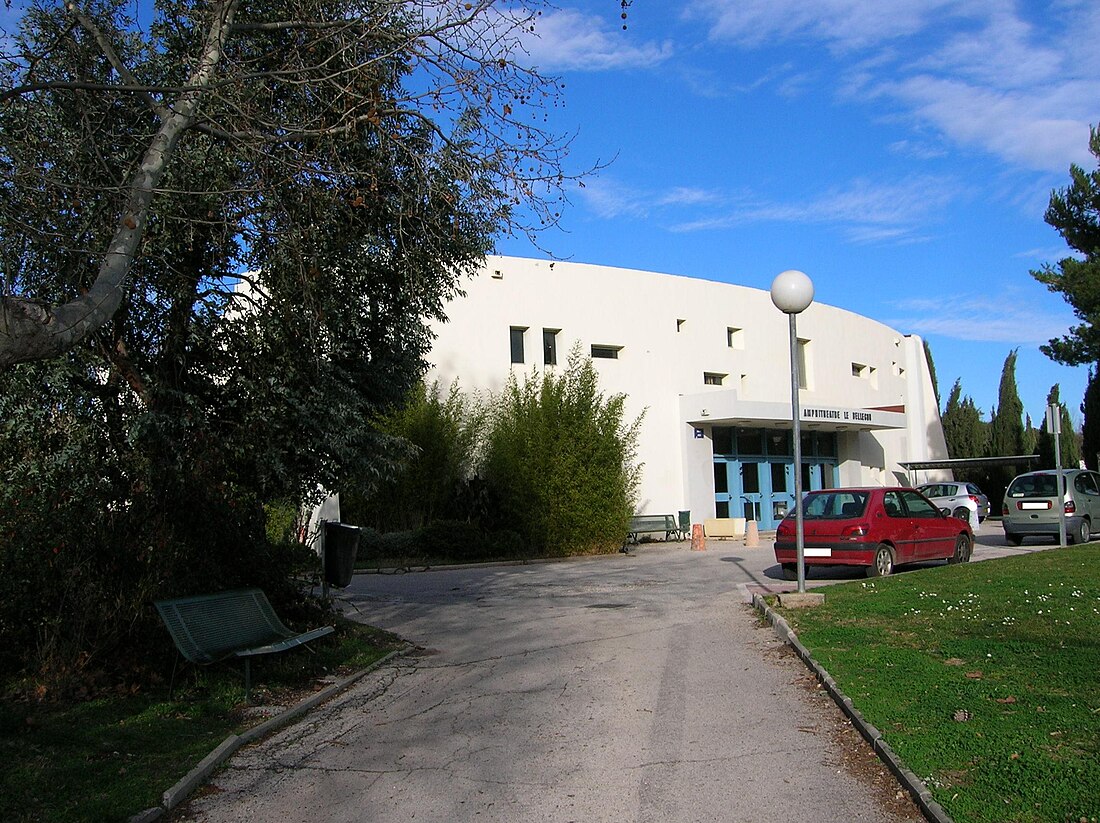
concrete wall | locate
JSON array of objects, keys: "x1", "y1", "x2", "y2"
[{"x1": 426, "y1": 256, "x2": 949, "y2": 518}]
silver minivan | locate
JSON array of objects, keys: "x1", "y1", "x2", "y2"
[{"x1": 1002, "y1": 469, "x2": 1100, "y2": 545}]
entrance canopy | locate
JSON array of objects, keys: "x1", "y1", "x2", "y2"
[
  {"x1": 683, "y1": 395, "x2": 906, "y2": 432},
  {"x1": 899, "y1": 454, "x2": 1040, "y2": 484}
]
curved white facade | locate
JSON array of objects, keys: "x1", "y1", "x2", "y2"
[{"x1": 427, "y1": 256, "x2": 948, "y2": 530}]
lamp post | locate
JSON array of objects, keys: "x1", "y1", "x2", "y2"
[{"x1": 770, "y1": 270, "x2": 814, "y2": 594}]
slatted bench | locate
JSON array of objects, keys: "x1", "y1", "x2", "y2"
[
  {"x1": 625, "y1": 514, "x2": 678, "y2": 544},
  {"x1": 155, "y1": 588, "x2": 335, "y2": 701}
]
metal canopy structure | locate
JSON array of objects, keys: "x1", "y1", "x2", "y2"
[{"x1": 899, "y1": 454, "x2": 1040, "y2": 484}]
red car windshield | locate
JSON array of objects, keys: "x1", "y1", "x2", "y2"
[{"x1": 802, "y1": 491, "x2": 869, "y2": 519}]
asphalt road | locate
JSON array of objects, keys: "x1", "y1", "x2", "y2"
[{"x1": 176, "y1": 520, "x2": 1045, "y2": 822}]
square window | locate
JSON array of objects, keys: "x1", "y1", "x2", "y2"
[
  {"x1": 727, "y1": 327, "x2": 744, "y2": 349},
  {"x1": 591, "y1": 345, "x2": 620, "y2": 359},
  {"x1": 703, "y1": 372, "x2": 725, "y2": 386}
]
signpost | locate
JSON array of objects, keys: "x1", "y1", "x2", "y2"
[{"x1": 1046, "y1": 403, "x2": 1067, "y2": 546}]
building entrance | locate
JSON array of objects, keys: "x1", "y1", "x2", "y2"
[{"x1": 712, "y1": 426, "x2": 839, "y2": 530}]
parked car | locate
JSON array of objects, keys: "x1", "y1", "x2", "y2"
[
  {"x1": 916, "y1": 481, "x2": 990, "y2": 524},
  {"x1": 773, "y1": 487, "x2": 973, "y2": 579},
  {"x1": 1001, "y1": 469, "x2": 1100, "y2": 546}
]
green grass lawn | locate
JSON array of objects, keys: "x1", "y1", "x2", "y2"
[
  {"x1": 0, "y1": 620, "x2": 403, "y2": 823},
  {"x1": 776, "y1": 545, "x2": 1100, "y2": 823}
]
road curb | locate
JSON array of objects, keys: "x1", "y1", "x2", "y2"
[
  {"x1": 129, "y1": 645, "x2": 412, "y2": 823},
  {"x1": 751, "y1": 593, "x2": 954, "y2": 823}
]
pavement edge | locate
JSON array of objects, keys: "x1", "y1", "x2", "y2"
[
  {"x1": 129, "y1": 644, "x2": 413, "y2": 823},
  {"x1": 751, "y1": 593, "x2": 954, "y2": 823}
]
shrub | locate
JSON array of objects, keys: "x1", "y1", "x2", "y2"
[
  {"x1": 481, "y1": 345, "x2": 640, "y2": 555},
  {"x1": 341, "y1": 381, "x2": 484, "y2": 531}
]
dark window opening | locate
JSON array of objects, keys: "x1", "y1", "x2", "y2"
[
  {"x1": 510, "y1": 327, "x2": 526, "y2": 364},
  {"x1": 543, "y1": 329, "x2": 558, "y2": 365}
]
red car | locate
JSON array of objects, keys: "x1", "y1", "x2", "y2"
[{"x1": 773, "y1": 487, "x2": 973, "y2": 579}]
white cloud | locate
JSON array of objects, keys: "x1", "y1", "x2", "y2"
[
  {"x1": 888, "y1": 295, "x2": 1073, "y2": 344},
  {"x1": 683, "y1": 0, "x2": 969, "y2": 51},
  {"x1": 669, "y1": 175, "x2": 959, "y2": 244},
  {"x1": 1015, "y1": 246, "x2": 1083, "y2": 264},
  {"x1": 888, "y1": 139, "x2": 948, "y2": 160},
  {"x1": 683, "y1": 1, "x2": 1100, "y2": 175},
  {"x1": 868, "y1": 75, "x2": 1095, "y2": 173},
  {"x1": 522, "y1": 9, "x2": 674, "y2": 72},
  {"x1": 578, "y1": 178, "x2": 724, "y2": 220}
]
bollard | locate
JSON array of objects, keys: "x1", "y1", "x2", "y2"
[
  {"x1": 744, "y1": 520, "x2": 759, "y2": 547},
  {"x1": 691, "y1": 522, "x2": 705, "y2": 551}
]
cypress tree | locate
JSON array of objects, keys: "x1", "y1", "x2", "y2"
[
  {"x1": 1037, "y1": 385, "x2": 1081, "y2": 470},
  {"x1": 941, "y1": 379, "x2": 988, "y2": 459},
  {"x1": 989, "y1": 350, "x2": 1025, "y2": 457},
  {"x1": 924, "y1": 339, "x2": 940, "y2": 410}
]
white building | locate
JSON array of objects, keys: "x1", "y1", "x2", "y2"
[{"x1": 426, "y1": 256, "x2": 949, "y2": 532}]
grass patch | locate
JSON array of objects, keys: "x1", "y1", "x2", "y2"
[
  {"x1": 777, "y1": 545, "x2": 1100, "y2": 823},
  {"x1": 0, "y1": 620, "x2": 403, "y2": 822}
]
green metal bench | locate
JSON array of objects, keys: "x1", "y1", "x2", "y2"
[
  {"x1": 626, "y1": 514, "x2": 678, "y2": 544},
  {"x1": 155, "y1": 588, "x2": 334, "y2": 701}
]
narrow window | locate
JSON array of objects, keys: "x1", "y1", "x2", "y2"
[
  {"x1": 677, "y1": 319, "x2": 686, "y2": 332},
  {"x1": 797, "y1": 338, "x2": 809, "y2": 390},
  {"x1": 510, "y1": 326, "x2": 526, "y2": 364},
  {"x1": 591, "y1": 345, "x2": 621, "y2": 359},
  {"x1": 727, "y1": 327, "x2": 744, "y2": 349},
  {"x1": 703, "y1": 372, "x2": 725, "y2": 386},
  {"x1": 543, "y1": 328, "x2": 559, "y2": 366}
]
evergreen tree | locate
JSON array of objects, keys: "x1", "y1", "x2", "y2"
[
  {"x1": 924, "y1": 339, "x2": 940, "y2": 409},
  {"x1": 1083, "y1": 368, "x2": 1100, "y2": 470},
  {"x1": 941, "y1": 379, "x2": 988, "y2": 459},
  {"x1": 1022, "y1": 413, "x2": 1039, "y2": 458},
  {"x1": 1031, "y1": 127, "x2": 1100, "y2": 366},
  {"x1": 989, "y1": 350, "x2": 1025, "y2": 457},
  {"x1": 1036, "y1": 385, "x2": 1081, "y2": 470}
]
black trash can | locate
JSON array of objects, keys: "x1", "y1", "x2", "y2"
[{"x1": 323, "y1": 522, "x2": 361, "y2": 587}]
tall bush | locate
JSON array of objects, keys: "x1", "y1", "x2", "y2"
[
  {"x1": 482, "y1": 346, "x2": 641, "y2": 556},
  {"x1": 342, "y1": 381, "x2": 484, "y2": 531}
]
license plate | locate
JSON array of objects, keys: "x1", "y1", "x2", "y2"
[
  {"x1": 804, "y1": 547, "x2": 832, "y2": 557},
  {"x1": 1020, "y1": 501, "x2": 1051, "y2": 510}
]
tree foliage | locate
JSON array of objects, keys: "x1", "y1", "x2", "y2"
[
  {"x1": 941, "y1": 379, "x2": 988, "y2": 460},
  {"x1": 989, "y1": 350, "x2": 1025, "y2": 458},
  {"x1": 342, "y1": 380, "x2": 485, "y2": 532},
  {"x1": 1036, "y1": 385, "x2": 1081, "y2": 469},
  {"x1": 924, "y1": 339, "x2": 939, "y2": 410},
  {"x1": 0, "y1": 0, "x2": 593, "y2": 366},
  {"x1": 482, "y1": 346, "x2": 641, "y2": 556},
  {"x1": 1083, "y1": 368, "x2": 1100, "y2": 471},
  {"x1": 0, "y1": 0, "x2": 606, "y2": 688},
  {"x1": 1032, "y1": 126, "x2": 1100, "y2": 366}
]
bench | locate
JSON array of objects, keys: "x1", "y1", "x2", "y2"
[
  {"x1": 155, "y1": 588, "x2": 335, "y2": 701},
  {"x1": 626, "y1": 514, "x2": 679, "y2": 544}
]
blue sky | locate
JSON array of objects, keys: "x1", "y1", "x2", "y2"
[{"x1": 495, "y1": 0, "x2": 1100, "y2": 430}]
